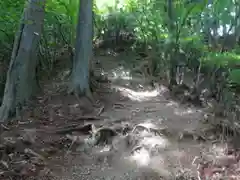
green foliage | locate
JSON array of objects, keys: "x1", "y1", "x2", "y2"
[
  {"x1": 0, "y1": 0, "x2": 24, "y2": 60},
  {"x1": 0, "y1": 0, "x2": 240, "y2": 110},
  {"x1": 204, "y1": 52, "x2": 240, "y2": 67},
  {"x1": 0, "y1": 0, "x2": 25, "y2": 39}
]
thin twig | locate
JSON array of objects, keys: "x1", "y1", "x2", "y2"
[{"x1": 96, "y1": 105, "x2": 104, "y2": 116}]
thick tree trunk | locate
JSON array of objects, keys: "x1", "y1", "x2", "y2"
[
  {"x1": 0, "y1": 0, "x2": 46, "y2": 122},
  {"x1": 69, "y1": 0, "x2": 93, "y2": 98}
]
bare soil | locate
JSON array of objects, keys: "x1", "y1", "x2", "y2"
[{"x1": 1, "y1": 52, "x2": 240, "y2": 180}]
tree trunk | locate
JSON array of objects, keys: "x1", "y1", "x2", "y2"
[
  {"x1": 69, "y1": 0, "x2": 93, "y2": 98},
  {"x1": 167, "y1": 0, "x2": 177, "y2": 89},
  {"x1": 0, "y1": 0, "x2": 46, "y2": 122}
]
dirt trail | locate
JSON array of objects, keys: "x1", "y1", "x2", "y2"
[
  {"x1": 50, "y1": 54, "x2": 213, "y2": 180},
  {"x1": 2, "y1": 53, "x2": 240, "y2": 180}
]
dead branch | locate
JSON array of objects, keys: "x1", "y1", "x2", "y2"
[
  {"x1": 1, "y1": 124, "x2": 10, "y2": 131},
  {"x1": 75, "y1": 116, "x2": 101, "y2": 121},
  {"x1": 55, "y1": 123, "x2": 93, "y2": 134},
  {"x1": 65, "y1": 135, "x2": 78, "y2": 156},
  {"x1": 24, "y1": 148, "x2": 45, "y2": 160},
  {"x1": 96, "y1": 105, "x2": 104, "y2": 116}
]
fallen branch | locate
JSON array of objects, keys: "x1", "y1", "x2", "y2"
[
  {"x1": 75, "y1": 116, "x2": 101, "y2": 121},
  {"x1": 96, "y1": 105, "x2": 104, "y2": 116},
  {"x1": 0, "y1": 160, "x2": 9, "y2": 169},
  {"x1": 55, "y1": 123, "x2": 93, "y2": 134},
  {"x1": 65, "y1": 135, "x2": 78, "y2": 156},
  {"x1": 1, "y1": 124, "x2": 10, "y2": 131},
  {"x1": 113, "y1": 103, "x2": 126, "y2": 109},
  {"x1": 24, "y1": 148, "x2": 45, "y2": 160},
  {"x1": 0, "y1": 170, "x2": 19, "y2": 178}
]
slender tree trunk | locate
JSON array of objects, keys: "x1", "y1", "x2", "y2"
[
  {"x1": 69, "y1": 0, "x2": 93, "y2": 98},
  {"x1": 0, "y1": 0, "x2": 46, "y2": 122},
  {"x1": 167, "y1": 0, "x2": 177, "y2": 88}
]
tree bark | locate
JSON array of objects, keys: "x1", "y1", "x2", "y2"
[
  {"x1": 69, "y1": 0, "x2": 93, "y2": 98},
  {"x1": 167, "y1": 0, "x2": 177, "y2": 88},
  {"x1": 0, "y1": 0, "x2": 46, "y2": 122}
]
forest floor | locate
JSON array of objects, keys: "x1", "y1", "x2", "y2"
[{"x1": 1, "y1": 51, "x2": 240, "y2": 180}]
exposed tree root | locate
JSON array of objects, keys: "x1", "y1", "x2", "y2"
[
  {"x1": 0, "y1": 105, "x2": 10, "y2": 123},
  {"x1": 91, "y1": 125, "x2": 118, "y2": 145},
  {"x1": 132, "y1": 123, "x2": 162, "y2": 136}
]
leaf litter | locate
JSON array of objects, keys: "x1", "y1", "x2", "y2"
[{"x1": 1, "y1": 55, "x2": 240, "y2": 180}]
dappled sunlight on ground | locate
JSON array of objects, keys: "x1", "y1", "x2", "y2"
[
  {"x1": 190, "y1": 143, "x2": 240, "y2": 179},
  {"x1": 4, "y1": 53, "x2": 239, "y2": 180},
  {"x1": 209, "y1": 144, "x2": 227, "y2": 158},
  {"x1": 99, "y1": 145, "x2": 112, "y2": 153},
  {"x1": 174, "y1": 107, "x2": 197, "y2": 116},
  {"x1": 122, "y1": 119, "x2": 201, "y2": 178},
  {"x1": 140, "y1": 136, "x2": 169, "y2": 149},
  {"x1": 109, "y1": 66, "x2": 132, "y2": 80},
  {"x1": 166, "y1": 100, "x2": 179, "y2": 107},
  {"x1": 156, "y1": 84, "x2": 169, "y2": 95},
  {"x1": 129, "y1": 147, "x2": 151, "y2": 166},
  {"x1": 121, "y1": 119, "x2": 175, "y2": 176},
  {"x1": 116, "y1": 86, "x2": 160, "y2": 101},
  {"x1": 41, "y1": 55, "x2": 236, "y2": 180}
]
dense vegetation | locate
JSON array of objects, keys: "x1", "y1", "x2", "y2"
[
  {"x1": 1, "y1": 0, "x2": 240, "y2": 179},
  {"x1": 0, "y1": 0, "x2": 239, "y2": 124}
]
